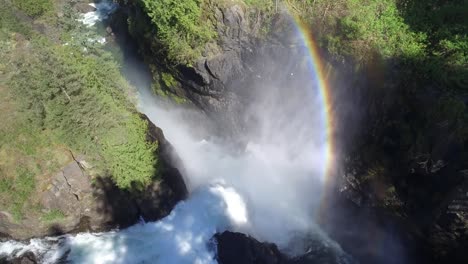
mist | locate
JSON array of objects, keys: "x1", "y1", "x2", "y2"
[
  {"x1": 135, "y1": 37, "x2": 331, "y2": 250},
  {"x1": 0, "y1": 4, "x2": 347, "y2": 263}
]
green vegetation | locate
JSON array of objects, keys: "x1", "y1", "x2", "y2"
[
  {"x1": 42, "y1": 209, "x2": 66, "y2": 223},
  {"x1": 102, "y1": 116, "x2": 158, "y2": 189},
  {"x1": 10, "y1": 168, "x2": 36, "y2": 220},
  {"x1": 243, "y1": 0, "x2": 274, "y2": 12},
  {"x1": 151, "y1": 72, "x2": 188, "y2": 104},
  {"x1": 0, "y1": 0, "x2": 159, "y2": 224},
  {"x1": 285, "y1": 0, "x2": 467, "y2": 211},
  {"x1": 288, "y1": 0, "x2": 426, "y2": 61},
  {"x1": 7, "y1": 36, "x2": 157, "y2": 189},
  {"x1": 12, "y1": 0, "x2": 53, "y2": 18},
  {"x1": 288, "y1": 0, "x2": 467, "y2": 90},
  {"x1": 0, "y1": 4, "x2": 32, "y2": 36},
  {"x1": 161, "y1": 72, "x2": 178, "y2": 88},
  {"x1": 139, "y1": 0, "x2": 216, "y2": 64}
]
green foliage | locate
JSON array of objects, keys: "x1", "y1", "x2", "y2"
[
  {"x1": 341, "y1": 0, "x2": 426, "y2": 58},
  {"x1": 42, "y1": 209, "x2": 66, "y2": 223},
  {"x1": 0, "y1": 1, "x2": 159, "y2": 190},
  {"x1": 161, "y1": 72, "x2": 178, "y2": 88},
  {"x1": 0, "y1": 3, "x2": 32, "y2": 36},
  {"x1": 398, "y1": 0, "x2": 468, "y2": 89},
  {"x1": 289, "y1": 0, "x2": 467, "y2": 90},
  {"x1": 243, "y1": 0, "x2": 274, "y2": 11},
  {"x1": 8, "y1": 39, "x2": 158, "y2": 189},
  {"x1": 0, "y1": 168, "x2": 37, "y2": 221},
  {"x1": 12, "y1": 0, "x2": 53, "y2": 18},
  {"x1": 140, "y1": 0, "x2": 216, "y2": 64},
  {"x1": 291, "y1": 0, "x2": 426, "y2": 61},
  {"x1": 102, "y1": 117, "x2": 158, "y2": 189}
]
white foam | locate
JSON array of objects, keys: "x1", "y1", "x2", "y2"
[
  {"x1": 0, "y1": 185, "x2": 247, "y2": 264},
  {"x1": 78, "y1": 1, "x2": 117, "y2": 27}
]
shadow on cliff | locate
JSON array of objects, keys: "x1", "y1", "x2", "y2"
[
  {"x1": 89, "y1": 115, "x2": 188, "y2": 230},
  {"x1": 83, "y1": 4, "x2": 189, "y2": 231},
  {"x1": 397, "y1": 0, "x2": 468, "y2": 90},
  {"x1": 322, "y1": 20, "x2": 468, "y2": 264}
]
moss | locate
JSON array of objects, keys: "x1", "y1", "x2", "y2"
[
  {"x1": 153, "y1": 84, "x2": 188, "y2": 105},
  {"x1": 42, "y1": 209, "x2": 66, "y2": 223},
  {"x1": 386, "y1": 186, "x2": 396, "y2": 195},
  {"x1": 150, "y1": 71, "x2": 188, "y2": 104},
  {"x1": 362, "y1": 165, "x2": 386, "y2": 182},
  {"x1": 161, "y1": 72, "x2": 178, "y2": 88}
]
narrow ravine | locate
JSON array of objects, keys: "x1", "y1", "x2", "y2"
[{"x1": 1, "y1": 2, "x2": 352, "y2": 263}]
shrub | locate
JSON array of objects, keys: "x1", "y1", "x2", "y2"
[
  {"x1": 12, "y1": 0, "x2": 53, "y2": 18},
  {"x1": 8, "y1": 36, "x2": 158, "y2": 189},
  {"x1": 140, "y1": 0, "x2": 216, "y2": 64}
]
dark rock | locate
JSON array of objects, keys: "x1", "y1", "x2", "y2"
[
  {"x1": 118, "y1": 2, "x2": 301, "y2": 138},
  {"x1": 215, "y1": 232, "x2": 288, "y2": 264},
  {"x1": 215, "y1": 231, "x2": 355, "y2": 264},
  {"x1": 0, "y1": 251, "x2": 37, "y2": 264}
]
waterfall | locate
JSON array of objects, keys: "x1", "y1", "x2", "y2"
[{"x1": 0, "y1": 2, "x2": 350, "y2": 263}]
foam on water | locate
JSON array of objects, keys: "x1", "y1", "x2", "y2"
[
  {"x1": 78, "y1": 2, "x2": 117, "y2": 27},
  {"x1": 0, "y1": 185, "x2": 247, "y2": 263}
]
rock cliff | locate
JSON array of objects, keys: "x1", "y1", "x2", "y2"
[
  {"x1": 118, "y1": 1, "x2": 468, "y2": 263},
  {"x1": 0, "y1": 115, "x2": 187, "y2": 240}
]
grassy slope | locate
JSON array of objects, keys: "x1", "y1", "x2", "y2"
[{"x1": 0, "y1": 0, "x2": 158, "y2": 221}]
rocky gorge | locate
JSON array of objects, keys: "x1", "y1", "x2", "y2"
[
  {"x1": 0, "y1": 0, "x2": 467, "y2": 263},
  {"x1": 115, "y1": 1, "x2": 468, "y2": 263}
]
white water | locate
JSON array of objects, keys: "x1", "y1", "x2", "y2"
[
  {"x1": 0, "y1": 185, "x2": 247, "y2": 264},
  {"x1": 78, "y1": 2, "x2": 117, "y2": 27},
  {"x1": 0, "y1": 90, "x2": 337, "y2": 263},
  {"x1": 0, "y1": 1, "x2": 348, "y2": 263},
  {"x1": 138, "y1": 94, "x2": 329, "y2": 246}
]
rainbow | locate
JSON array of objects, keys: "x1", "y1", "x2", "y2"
[{"x1": 284, "y1": 6, "x2": 336, "y2": 185}]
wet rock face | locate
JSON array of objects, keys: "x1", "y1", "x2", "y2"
[
  {"x1": 0, "y1": 251, "x2": 37, "y2": 264},
  {"x1": 215, "y1": 232, "x2": 288, "y2": 264},
  {"x1": 0, "y1": 117, "x2": 187, "y2": 240},
  {"x1": 428, "y1": 172, "x2": 468, "y2": 262},
  {"x1": 119, "y1": 2, "x2": 304, "y2": 138},
  {"x1": 334, "y1": 136, "x2": 468, "y2": 262},
  {"x1": 321, "y1": 60, "x2": 468, "y2": 263},
  {"x1": 215, "y1": 231, "x2": 355, "y2": 264}
]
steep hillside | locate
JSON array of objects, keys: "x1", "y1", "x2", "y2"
[{"x1": 0, "y1": 0, "x2": 186, "y2": 239}]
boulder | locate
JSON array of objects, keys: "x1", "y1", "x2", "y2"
[
  {"x1": 215, "y1": 232, "x2": 288, "y2": 264},
  {"x1": 215, "y1": 231, "x2": 355, "y2": 264},
  {"x1": 0, "y1": 251, "x2": 37, "y2": 264}
]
